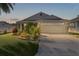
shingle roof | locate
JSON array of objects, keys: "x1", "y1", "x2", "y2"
[
  {"x1": 17, "y1": 12, "x2": 63, "y2": 23},
  {"x1": 23, "y1": 12, "x2": 63, "y2": 21},
  {"x1": 71, "y1": 15, "x2": 79, "y2": 22}
]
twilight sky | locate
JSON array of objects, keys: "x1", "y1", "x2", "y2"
[{"x1": 0, "y1": 3, "x2": 79, "y2": 23}]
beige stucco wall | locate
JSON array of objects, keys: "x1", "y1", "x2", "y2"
[{"x1": 17, "y1": 20, "x2": 68, "y2": 34}]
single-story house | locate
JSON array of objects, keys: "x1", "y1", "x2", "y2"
[
  {"x1": 0, "y1": 21, "x2": 16, "y2": 33},
  {"x1": 68, "y1": 16, "x2": 79, "y2": 33},
  {"x1": 16, "y1": 12, "x2": 69, "y2": 34}
]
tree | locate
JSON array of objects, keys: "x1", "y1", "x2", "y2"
[{"x1": 0, "y1": 3, "x2": 14, "y2": 14}]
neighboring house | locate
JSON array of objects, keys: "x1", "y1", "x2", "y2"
[
  {"x1": 68, "y1": 16, "x2": 79, "y2": 33},
  {"x1": 0, "y1": 21, "x2": 16, "y2": 32},
  {"x1": 16, "y1": 12, "x2": 69, "y2": 34}
]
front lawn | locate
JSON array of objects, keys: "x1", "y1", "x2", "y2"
[
  {"x1": 0, "y1": 33, "x2": 23, "y2": 46},
  {"x1": 0, "y1": 33, "x2": 38, "y2": 56}
]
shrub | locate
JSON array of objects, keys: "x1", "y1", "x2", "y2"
[
  {"x1": 0, "y1": 42, "x2": 39, "y2": 56},
  {"x1": 68, "y1": 32, "x2": 79, "y2": 35},
  {"x1": 12, "y1": 27, "x2": 18, "y2": 35},
  {"x1": 25, "y1": 22, "x2": 40, "y2": 40}
]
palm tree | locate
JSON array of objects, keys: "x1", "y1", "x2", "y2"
[{"x1": 0, "y1": 3, "x2": 14, "y2": 14}]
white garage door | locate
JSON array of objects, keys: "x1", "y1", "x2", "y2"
[{"x1": 40, "y1": 22, "x2": 67, "y2": 34}]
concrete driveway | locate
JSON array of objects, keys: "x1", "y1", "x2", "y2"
[{"x1": 36, "y1": 34, "x2": 79, "y2": 56}]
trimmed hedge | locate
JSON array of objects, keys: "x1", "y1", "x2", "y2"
[{"x1": 68, "y1": 32, "x2": 79, "y2": 35}]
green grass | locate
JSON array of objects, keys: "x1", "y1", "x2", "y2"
[
  {"x1": 0, "y1": 33, "x2": 20, "y2": 46},
  {"x1": 0, "y1": 42, "x2": 39, "y2": 56},
  {"x1": 0, "y1": 33, "x2": 39, "y2": 56}
]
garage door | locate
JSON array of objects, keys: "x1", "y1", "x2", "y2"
[{"x1": 40, "y1": 22, "x2": 67, "y2": 34}]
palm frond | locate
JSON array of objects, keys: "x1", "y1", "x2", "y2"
[{"x1": 0, "y1": 3, "x2": 14, "y2": 14}]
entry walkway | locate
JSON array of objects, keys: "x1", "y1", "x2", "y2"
[{"x1": 36, "y1": 34, "x2": 79, "y2": 56}]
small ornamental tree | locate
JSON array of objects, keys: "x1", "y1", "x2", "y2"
[
  {"x1": 25, "y1": 22, "x2": 40, "y2": 40},
  {"x1": 12, "y1": 27, "x2": 17, "y2": 35}
]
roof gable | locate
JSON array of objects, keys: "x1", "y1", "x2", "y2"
[{"x1": 23, "y1": 12, "x2": 63, "y2": 21}]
